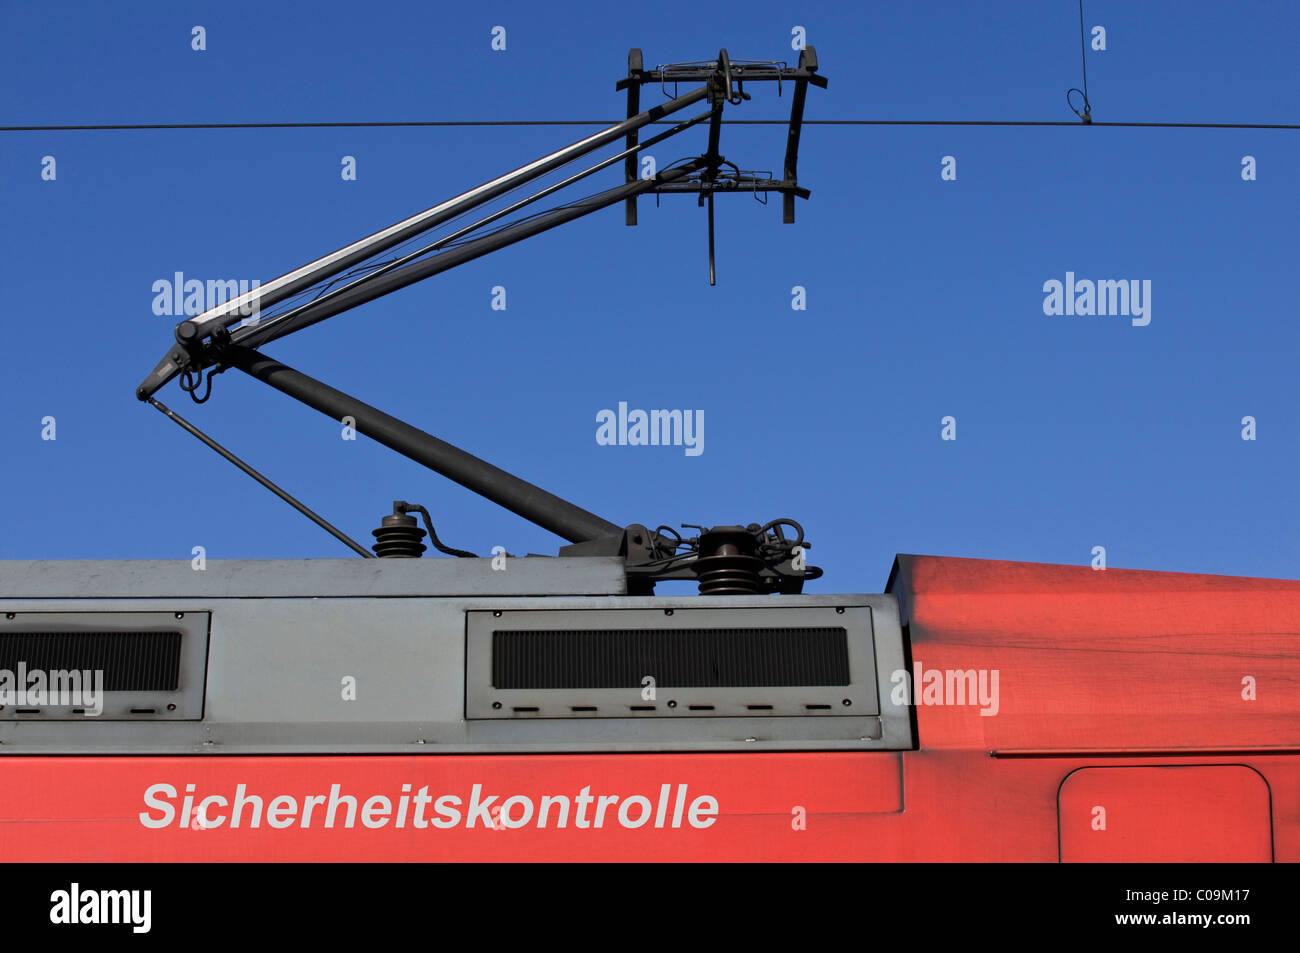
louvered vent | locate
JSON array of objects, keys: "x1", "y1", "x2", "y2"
[
  {"x1": 0, "y1": 631, "x2": 182, "y2": 691},
  {"x1": 492, "y1": 627, "x2": 851, "y2": 689}
]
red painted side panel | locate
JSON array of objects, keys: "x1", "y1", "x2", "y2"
[
  {"x1": 0, "y1": 753, "x2": 902, "y2": 862},
  {"x1": 1058, "y1": 766, "x2": 1273, "y2": 861},
  {"x1": 1, "y1": 751, "x2": 1293, "y2": 861},
  {"x1": 892, "y1": 555, "x2": 1300, "y2": 750}
]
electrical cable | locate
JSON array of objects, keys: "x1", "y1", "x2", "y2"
[
  {"x1": 4, "y1": 119, "x2": 1296, "y2": 131},
  {"x1": 1067, "y1": 0, "x2": 1093, "y2": 123}
]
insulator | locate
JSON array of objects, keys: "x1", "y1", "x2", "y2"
[
  {"x1": 371, "y1": 512, "x2": 426, "y2": 558},
  {"x1": 694, "y1": 526, "x2": 764, "y2": 594},
  {"x1": 695, "y1": 552, "x2": 765, "y2": 593}
]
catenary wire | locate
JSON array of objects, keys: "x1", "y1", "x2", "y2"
[{"x1": 2, "y1": 119, "x2": 1297, "y2": 131}]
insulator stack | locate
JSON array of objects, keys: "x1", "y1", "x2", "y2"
[
  {"x1": 694, "y1": 526, "x2": 764, "y2": 594},
  {"x1": 371, "y1": 512, "x2": 427, "y2": 558}
]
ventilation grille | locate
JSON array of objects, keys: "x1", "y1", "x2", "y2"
[
  {"x1": 0, "y1": 631, "x2": 182, "y2": 691},
  {"x1": 492, "y1": 627, "x2": 850, "y2": 689}
]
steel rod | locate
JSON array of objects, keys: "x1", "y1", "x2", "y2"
[
  {"x1": 231, "y1": 110, "x2": 714, "y2": 349},
  {"x1": 219, "y1": 347, "x2": 623, "y2": 544},
  {"x1": 148, "y1": 398, "x2": 375, "y2": 557},
  {"x1": 137, "y1": 84, "x2": 711, "y2": 400},
  {"x1": 234, "y1": 163, "x2": 702, "y2": 349}
]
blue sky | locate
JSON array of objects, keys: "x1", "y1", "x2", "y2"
[{"x1": 1, "y1": 1, "x2": 1297, "y2": 590}]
